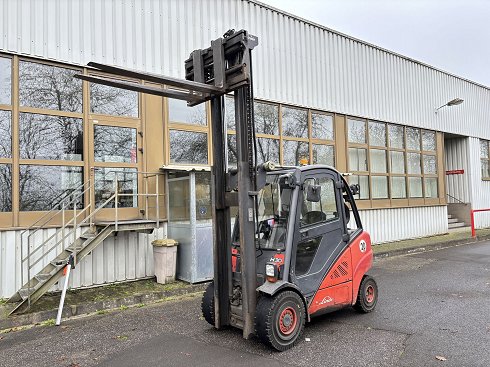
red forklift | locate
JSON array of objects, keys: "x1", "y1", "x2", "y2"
[{"x1": 76, "y1": 29, "x2": 377, "y2": 351}]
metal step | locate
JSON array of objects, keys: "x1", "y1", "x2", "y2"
[
  {"x1": 34, "y1": 273, "x2": 52, "y2": 283},
  {"x1": 448, "y1": 222, "x2": 466, "y2": 229},
  {"x1": 80, "y1": 233, "x2": 96, "y2": 240}
]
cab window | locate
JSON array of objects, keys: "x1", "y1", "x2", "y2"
[{"x1": 300, "y1": 177, "x2": 338, "y2": 227}]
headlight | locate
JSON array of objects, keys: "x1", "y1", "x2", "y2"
[{"x1": 265, "y1": 264, "x2": 276, "y2": 277}]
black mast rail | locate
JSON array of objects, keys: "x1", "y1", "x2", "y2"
[{"x1": 76, "y1": 29, "x2": 259, "y2": 339}]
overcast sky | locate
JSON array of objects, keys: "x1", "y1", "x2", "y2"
[{"x1": 260, "y1": 0, "x2": 490, "y2": 87}]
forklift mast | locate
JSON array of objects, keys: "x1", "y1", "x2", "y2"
[{"x1": 75, "y1": 30, "x2": 259, "y2": 338}]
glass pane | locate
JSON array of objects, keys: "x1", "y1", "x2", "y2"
[
  {"x1": 295, "y1": 237, "x2": 321, "y2": 276},
  {"x1": 282, "y1": 107, "x2": 308, "y2": 138},
  {"x1": 168, "y1": 98, "x2": 206, "y2": 125},
  {"x1": 423, "y1": 154, "x2": 437, "y2": 174},
  {"x1": 371, "y1": 176, "x2": 388, "y2": 199},
  {"x1": 95, "y1": 168, "x2": 137, "y2": 208},
  {"x1": 312, "y1": 144, "x2": 334, "y2": 166},
  {"x1": 391, "y1": 177, "x2": 406, "y2": 199},
  {"x1": 349, "y1": 175, "x2": 369, "y2": 199},
  {"x1": 20, "y1": 113, "x2": 83, "y2": 161},
  {"x1": 311, "y1": 113, "x2": 333, "y2": 140},
  {"x1": 406, "y1": 127, "x2": 421, "y2": 150},
  {"x1": 195, "y1": 172, "x2": 212, "y2": 222},
  {"x1": 422, "y1": 131, "x2": 436, "y2": 151},
  {"x1": 169, "y1": 130, "x2": 208, "y2": 164},
  {"x1": 301, "y1": 177, "x2": 338, "y2": 227},
  {"x1": 0, "y1": 164, "x2": 12, "y2": 211},
  {"x1": 225, "y1": 95, "x2": 235, "y2": 130},
  {"x1": 388, "y1": 124, "x2": 404, "y2": 149},
  {"x1": 0, "y1": 111, "x2": 11, "y2": 158},
  {"x1": 370, "y1": 149, "x2": 387, "y2": 173},
  {"x1": 348, "y1": 147, "x2": 367, "y2": 172},
  {"x1": 425, "y1": 177, "x2": 438, "y2": 198},
  {"x1": 348, "y1": 118, "x2": 366, "y2": 144},
  {"x1": 257, "y1": 138, "x2": 280, "y2": 164},
  {"x1": 168, "y1": 177, "x2": 190, "y2": 223},
  {"x1": 255, "y1": 101, "x2": 279, "y2": 136},
  {"x1": 409, "y1": 177, "x2": 423, "y2": 198},
  {"x1": 390, "y1": 151, "x2": 405, "y2": 174},
  {"x1": 19, "y1": 165, "x2": 83, "y2": 211},
  {"x1": 227, "y1": 134, "x2": 237, "y2": 167},
  {"x1": 369, "y1": 121, "x2": 386, "y2": 147},
  {"x1": 407, "y1": 152, "x2": 421, "y2": 174},
  {"x1": 283, "y1": 140, "x2": 309, "y2": 166},
  {"x1": 480, "y1": 140, "x2": 489, "y2": 158},
  {"x1": 90, "y1": 83, "x2": 138, "y2": 117},
  {"x1": 481, "y1": 160, "x2": 489, "y2": 178},
  {"x1": 19, "y1": 61, "x2": 82, "y2": 113},
  {"x1": 94, "y1": 125, "x2": 137, "y2": 163},
  {"x1": 0, "y1": 57, "x2": 11, "y2": 105}
]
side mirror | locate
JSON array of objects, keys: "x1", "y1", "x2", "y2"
[
  {"x1": 350, "y1": 184, "x2": 360, "y2": 196},
  {"x1": 306, "y1": 184, "x2": 321, "y2": 202}
]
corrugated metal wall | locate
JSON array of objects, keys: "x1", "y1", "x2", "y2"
[
  {"x1": 0, "y1": 227, "x2": 164, "y2": 298},
  {"x1": 467, "y1": 137, "x2": 490, "y2": 228},
  {"x1": 1, "y1": 0, "x2": 490, "y2": 139},
  {"x1": 359, "y1": 205, "x2": 448, "y2": 244},
  {"x1": 445, "y1": 137, "x2": 471, "y2": 203}
]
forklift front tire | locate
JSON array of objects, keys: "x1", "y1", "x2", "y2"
[
  {"x1": 201, "y1": 282, "x2": 215, "y2": 327},
  {"x1": 255, "y1": 291, "x2": 306, "y2": 351},
  {"x1": 354, "y1": 275, "x2": 378, "y2": 313}
]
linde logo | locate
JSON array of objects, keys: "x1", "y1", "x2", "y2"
[{"x1": 318, "y1": 296, "x2": 333, "y2": 305}]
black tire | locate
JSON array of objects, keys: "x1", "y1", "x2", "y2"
[
  {"x1": 353, "y1": 275, "x2": 378, "y2": 313},
  {"x1": 201, "y1": 282, "x2": 215, "y2": 326},
  {"x1": 255, "y1": 291, "x2": 306, "y2": 351}
]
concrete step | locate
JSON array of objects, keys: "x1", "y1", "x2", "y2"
[
  {"x1": 448, "y1": 225, "x2": 471, "y2": 233},
  {"x1": 448, "y1": 221, "x2": 466, "y2": 229},
  {"x1": 447, "y1": 214, "x2": 453, "y2": 219},
  {"x1": 448, "y1": 218, "x2": 459, "y2": 224}
]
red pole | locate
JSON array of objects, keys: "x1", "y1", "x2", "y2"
[{"x1": 470, "y1": 210, "x2": 476, "y2": 238}]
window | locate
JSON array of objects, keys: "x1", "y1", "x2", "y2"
[
  {"x1": 300, "y1": 177, "x2": 338, "y2": 227},
  {"x1": 348, "y1": 119, "x2": 440, "y2": 202},
  {"x1": 195, "y1": 173, "x2": 212, "y2": 221},
  {"x1": 0, "y1": 164, "x2": 12, "y2": 212},
  {"x1": 481, "y1": 140, "x2": 490, "y2": 179},
  {"x1": 94, "y1": 125, "x2": 137, "y2": 163},
  {"x1": 19, "y1": 61, "x2": 82, "y2": 113},
  {"x1": 168, "y1": 98, "x2": 206, "y2": 125},
  {"x1": 19, "y1": 165, "x2": 83, "y2": 211},
  {"x1": 282, "y1": 107, "x2": 308, "y2": 139},
  {"x1": 295, "y1": 237, "x2": 321, "y2": 276},
  {"x1": 90, "y1": 83, "x2": 138, "y2": 117},
  {"x1": 0, "y1": 57, "x2": 11, "y2": 105},
  {"x1": 283, "y1": 140, "x2": 308, "y2": 166},
  {"x1": 95, "y1": 168, "x2": 138, "y2": 208},
  {"x1": 312, "y1": 144, "x2": 334, "y2": 166},
  {"x1": 257, "y1": 138, "x2": 280, "y2": 165},
  {"x1": 256, "y1": 101, "x2": 279, "y2": 136},
  {"x1": 20, "y1": 113, "x2": 83, "y2": 161},
  {"x1": 311, "y1": 112, "x2": 334, "y2": 140},
  {"x1": 0, "y1": 111, "x2": 11, "y2": 158},
  {"x1": 169, "y1": 130, "x2": 208, "y2": 165}
]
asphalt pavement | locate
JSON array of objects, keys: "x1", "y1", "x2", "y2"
[{"x1": 1, "y1": 241, "x2": 489, "y2": 367}]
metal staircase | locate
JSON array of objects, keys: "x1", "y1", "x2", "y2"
[{"x1": 7, "y1": 171, "x2": 164, "y2": 315}]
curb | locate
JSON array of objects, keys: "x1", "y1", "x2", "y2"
[
  {"x1": 0, "y1": 282, "x2": 207, "y2": 332},
  {"x1": 374, "y1": 234, "x2": 490, "y2": 260}
]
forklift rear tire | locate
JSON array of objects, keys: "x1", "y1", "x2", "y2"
[
  {"x1": 201, "y1": 282, "x2": 215, "y2": 326},
  {"x1": 354, "y1": 275, "x2": 378, "y2": 313},
  {"x1": 255, "y1": 291, "x2": 306, "y2": 351}
]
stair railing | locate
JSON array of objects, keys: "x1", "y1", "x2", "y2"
[{"x1": 19, "y1": 170, "x2": 165, "y2": 309}]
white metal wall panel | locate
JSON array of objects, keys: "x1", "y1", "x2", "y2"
[
  {"x1": 1, "y1": 0, "x2": 490, "y2": 139},
  {"x1": 445, "y1": 137, "x2": 471, "y2": 203},
  {"x1": 0, "y1": 227, "x2": 163, "y2": 299},
  {"x1": 467, "y1": 137, "x2": 490, "y2": 228},
  {"x1": 359, "y1": 205, "x2": 448, "y2": 244}
]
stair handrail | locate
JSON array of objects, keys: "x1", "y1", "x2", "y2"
[{"x1": 446, "y1": 193, "x2": 465, "y2": 204}]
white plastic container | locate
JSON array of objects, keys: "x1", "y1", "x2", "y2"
[{"x1": 152, "y1": 239, "x2": 178, "y2": 284}]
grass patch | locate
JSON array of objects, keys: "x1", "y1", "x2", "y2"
[
  {"x1": 96, "y1": 309, "x2": 109, "y2": 315},
  {"x1": 40, "y1": 319, "x2": 56, "y2": 327},
  {"x1": 0, "y1": 299, "x2": 7, "y2": 305},
  {"x1": 119, "y1": 305, "x2": 128, "y2": 311},
  {"x1": 114, "y1": 335, "x2": 128, "y2": 341}
]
